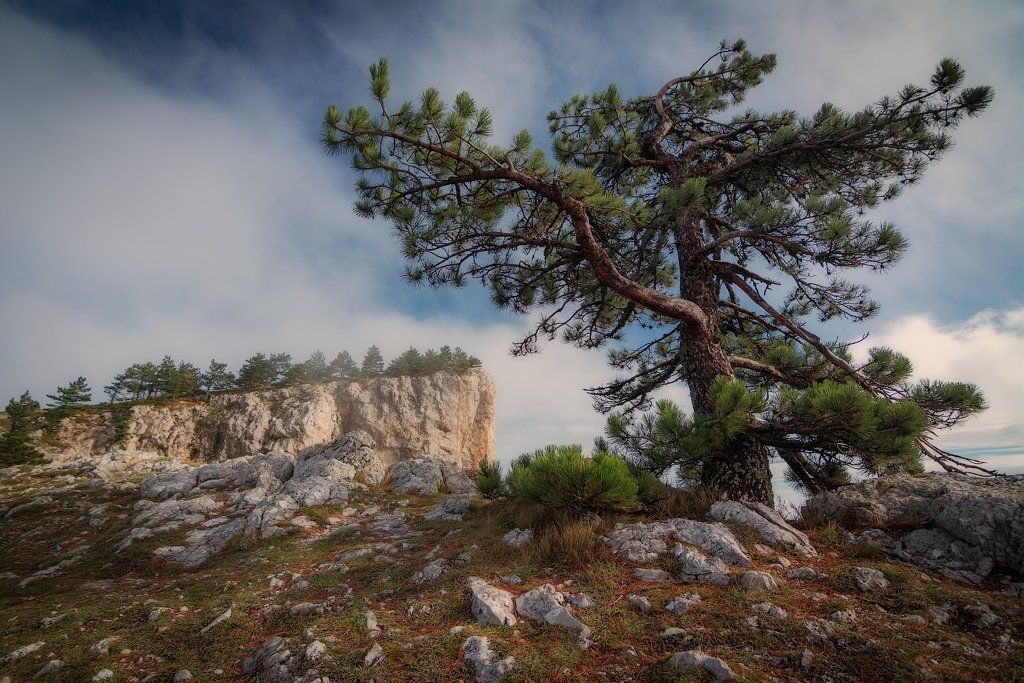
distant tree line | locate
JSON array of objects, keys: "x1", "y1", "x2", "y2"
[{"x1": 0, "y1": 346, "x2": 481, "y2": 464}]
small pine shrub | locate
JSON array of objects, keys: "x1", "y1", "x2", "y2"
[
  {"x1": 506, "y1": 444, "x2": 639, "y2": 517},
  {"x1": 475, "y1": 460, "x2": 505, "y2": 498}
]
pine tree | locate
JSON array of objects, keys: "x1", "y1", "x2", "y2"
[
  {"x1": 329, "y1": 351, "x2": 358, "y2": 379},
  {"x1": 268, "y1": 353, "x2": 293, "y2": 387},
  {"x1": 0, "y1": 391, "x2": 43, "y2": 465},
  {"x1": 237, "y1": 353, "x2": 277, "y2": 389},
  {"x1": 45, "y1": 376, "x2": 92, "y2": 432},
  {"x1": 360, "y1": 346, "x2": 385, "y2": 376},
  {"x1": 386, "y1": 347, "x2": 424, "y2": 375},
  {"x1": 200, "y1": 359, "x2": 236, "y2": 399},
  {"x1": 305, "y1": 350, "x2": 331, "y2": 382},
  {"x1": 324, "y1": 44, "x2": 993, "y2": 502}
]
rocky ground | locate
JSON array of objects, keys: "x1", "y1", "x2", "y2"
[{"x1": 0, "y1": 438, "x2": 1021, "y2": 682}]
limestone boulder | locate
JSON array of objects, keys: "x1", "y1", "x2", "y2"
[{"x1": 807, "y1": 473, "x2": 1024, "y2": 580}]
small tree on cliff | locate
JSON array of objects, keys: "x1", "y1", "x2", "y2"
[
  {"x1": 200, "y1": 359, "x2": 236, "y2": 399},
  {"x1": 329, "y1": 351, "x2": 359, "y2": 379},
  {"x1": 1, "y1": 391, "x2": 44, "y2": 465},
  {"x1": 323, "y1": 43, "x2": 992, "y2": 502},
  {"x1": 360, "y1": 346, "x2": 385, "y2": 376}
]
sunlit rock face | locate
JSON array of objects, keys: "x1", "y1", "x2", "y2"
[{"x1": 46, "y1": 369, "x2": 496, "y2": 471}]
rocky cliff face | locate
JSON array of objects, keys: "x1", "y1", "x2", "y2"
[{"x1": 46, "y1": 369, "x2": 495, "y2": 470}]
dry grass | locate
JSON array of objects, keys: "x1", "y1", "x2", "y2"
[{"x1": 537, "y1": 522, "x2": 602, "y2": 569}]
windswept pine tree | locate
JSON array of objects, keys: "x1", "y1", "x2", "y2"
[
  {"x1": 45, "y1": 377, "x2": 92, "y2": 432},
  {"x1": 324, "y1": 42, "x2": 993, "y2": 502}
]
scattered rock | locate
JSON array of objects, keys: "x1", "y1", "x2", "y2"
[
  {"x1": 604, "y1": 518, "x2": 752, "y2": 566},
  {"x1": 89, "y1": 636, "x2": 117, "y2": 655},
  {"x1": 364, "y1": 642, "x2": 384, "y2": 667},
  {"x1": 740, "y1": 571, "x2": 779, "y2": 591},
  {"x1": 665, "y1": 650, "x2": 734, "y2": 681},
  {"x1": 389, "y1": 455, "x2": 474, "y2": 494},
  {"x1": 1, "y1": 641, "x2": 45, "y2": 664},
  {"x1": 807, "y1": 473, "x2": 1024, "y2": 581},
  {"x1": 515, "y1": 584, "x2": 592, "y2": 647},
  {"x1": 847, "y1": 567, "x2": 890, "y2": 592},
  {"x1": 92, "y1": 670, "x2": 114, "y2": 682},
  {"x1": 199, "y1": 604, "x2": 232, "y2": 634},
  {"x1": 803, "y1": 619, "x2": 836, "y2": 644},
  {"x1": 414, "y1": 558, "x2": 447, "y2": 583},
  {"x1": 468, "y1": 577, "x2": 518, "y2": 627},
  {"x1": 173, "y1": 670, "x2": 194, "y2": 682},
  {"x1": 961, "y1": 602, "x2": 1000, "y2": 629},
  {"x1": 787, "y1": 567, "x2": 825, "y2": 580},
  {"x1": 424, "y1": 494, "x2": 472, "y2": 522},
  {"x1": 709, "y1": 500, "x2": 817, "y2": 557},
  {"x1": 634, "y1": 568, "x2": 673, "y2": 583},
  {"x1": 567, "y1": 593, "x2": 593, "y2": 609},
  {"x1": 461, "y1": 636, "x2": 515, "y2": 683},
  {"x1": 665, "y1": 593, "x2": 702, "y2": 615},
  {"x1": 674, "y1": 546, "x2": 731, "y2": 585},
  {"x1": 503, "y1": 528, "x2": 533, "y2": 548},
  {"x1": 831, "y1": 609, "x2": 857, "y2": 624},
  {"x1": 751, "y1": 601, "x2": 789, "y2": 619},
  {"x1": 626, "y1": 594, "x2": 651, "y2": 613},
  {"x1": 366, "y1": 610, "x2": 380, "y2": 638},
  {"x1": 35, "y1": 660, "x2": 63, "y2": 676}
]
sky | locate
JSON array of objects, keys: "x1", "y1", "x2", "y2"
[{"x1": 1, "y1": 0, "x2": 1022, "y2": 503}]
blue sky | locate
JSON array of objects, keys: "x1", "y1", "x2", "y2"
[{"x1": 1, "y1": 0, "x2": 1022, "y2": 500}]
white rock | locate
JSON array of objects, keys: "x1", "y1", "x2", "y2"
[
  {"x1": 502, "y1": 528, "x2": 533, "y2": 548},
  {"x1": 515, "y1": 584, "x2": 566, "y2": 621},
  {"x1": 461, "y1": 636, "x2": 515, "y2": 683},
  {"x1": 424, "y1": 494, "x2": 472, "y2": 522},
  {"x1": 708, "y1": 500, "x2": 817, "y2": 557},
  {"x1": 364, "y1": 642, "x2": 384, "y2": 667},
  {"x1": 92, "y1": 670, "x2": 114, "y2": 682},
  {"x1": 0, "y1": 641, "x2": 45, "y2": 664},
  {"x1": 200, "y1": 604, "x2": 233, "y2": 634},
  {"x1": 35, "y1": 659, "x2": 63, "y2": 676},
  {"x1": 626, "y1": 594, "x2": 651, "y2": 613},
  {"x1": 751, "y1": 601, "x2": 789, "y2": 619},
  {"x1": 366, "y1": 610, "x2": 380, "y2": 638},
  {"x1": 740, "y1": 571, "x2": 779, "y2": 591},
  {"x1": 634, "y1": 568, "x2": 673, "y2": 583},
  {"x1": 468, "y1": 577, "x2": 518, "y2": 627},
  {"x1": 847, "y1": 567, "x2": 890, "y2": 592},
  {"x1": 665, "y1": 650, "x2": 734, "y2": 681},
  {"x1": 673, "y1": 546, "x2": 731, "y2": 585},
  {"x1": 665, "y1": 593, "x2": 702, "y2": 615},
  {"x1": 787, "y1": 567, "x2": 825, "y2": 580}
]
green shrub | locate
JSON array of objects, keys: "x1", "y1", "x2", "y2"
[
  {"x1": 475, "y1": 459, "x2": 505, "y2": 498},
  {"x1": 506, "y1": 444, "x2": 639, "y2": 516}
]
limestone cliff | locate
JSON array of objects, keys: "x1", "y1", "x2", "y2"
[{"x1": 46, "y1": 369, "x2": 495, "y2": 470}]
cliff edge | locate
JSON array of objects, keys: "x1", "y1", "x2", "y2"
[{"x1": 44, "y1": 369, "x2": 495, "y2": 470}]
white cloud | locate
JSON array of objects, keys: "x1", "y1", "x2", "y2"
[
  {"x1": 855, "y1": 306, "x2": 1024, "y2": 462},
  {"x1": 0, "y1": 6, "x2": 625, "y2": 463}
]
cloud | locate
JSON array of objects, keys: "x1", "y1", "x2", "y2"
[
  {"x1": 854, "y1": 306, "x2": 1024, "y2": 462},
  {"x1": 0, "y1": 5, "x2": 628, "y2": 463}
]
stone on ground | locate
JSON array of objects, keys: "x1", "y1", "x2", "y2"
[
  {"x1": 468, "y1": 577, "x2": 518, "y2": 627},
  {"x1": 665, "y1": 650, "x2": 735, "y2": 681},
  {"x1": 461, "y1": 636, "x2": 515, "y2": 683}
]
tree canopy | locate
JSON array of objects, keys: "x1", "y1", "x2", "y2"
[{"x1": 324, "y1": 40, "x2": 992, "y2": 501}]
